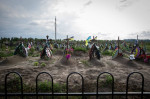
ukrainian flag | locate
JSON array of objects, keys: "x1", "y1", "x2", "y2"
[
  {"x1": 94, "y1": 36, "x2": 97, "y2": 40},
  {"x1": 87, "y1": 36, "x2": 91, "y2": 41},
  {"x1": 69, "y1": 36, "x2": 74, "y2": 40},
  {"x1": 85, "y1": 36, "x2": 91, "y2": 46}
]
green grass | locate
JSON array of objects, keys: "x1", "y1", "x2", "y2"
[
  {"x1": 32, "y1": 54, "x2": 39, "y2": 57},
  {"x1": 0, "y1": 51, "x2": 14, "y2": 57},
  {"x1": 33, "y1": 62, "x2": 39, "y2": 66},
  {"x1": 99, "y1": 75, "x2": 113, "y2": 88},
  {"x1": 74, "y1": 47, "x2": 87, "y2": 53},
  {"x1": 105, "y1": 75, "x2": 113, "y2": 85},
  {"x1": 81, "y1": 60, "x2": 90, "y2": 67},
  {"x1": 38, "y1": 80, "x2": 66, "y2": 92},
  {"x1": 41, "y1": 62, "x2": 46, "y2": 67},
  {"x1": 102, "y1": 50, "x2": 114, "y2": 56},
  {"x1": 28, "y1": 47, "x2": 35, "y2": 56}
]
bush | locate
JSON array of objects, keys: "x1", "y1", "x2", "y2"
[
  {"x1": 41, "y1": 62, "x2": 46, "y2": 67},
  {"x1": 33, "y1": 62, "x2": 39, "y2": 66}
]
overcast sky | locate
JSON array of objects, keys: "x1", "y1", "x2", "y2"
[{"x1": 0, "y1": 0, "x2": 150, "y2": 40}]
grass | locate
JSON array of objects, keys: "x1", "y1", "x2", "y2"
[
  {"x1": 99, "y1": 75, "x2": 113, "y2": 88},
  {"x1": 28, "y1": 47, "x2": 35, "y2": 56},
  {"x1": 105, "y1": 75, "x2": 113, "y2": 85},
  {"x1": 33, "y1": 62, "x2": 39, "y2": 66},
  {"x1": 74, "y1": 47, "x2": 87, "y2": 53},
  {"x1": 0, "y1": 51, "x2": 14, "y2": 57},
  {"x1": 81, "y1": 60, "x2": 90, "y2": 66},
  {"x1": 102, "y1": 50, "x2": 114, "y2": 56},
  {"x1": 41, "y1": 62, "x2": 46, "y2": 67},
  {"x1": 32, "y1": 54, "x2": 39, "y2": 57},
  {"x1": 38, "y1": 80, "x2": 66, "y2": 92}
]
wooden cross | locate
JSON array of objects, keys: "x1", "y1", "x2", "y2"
[
  {"x1": 64, "y1": 35, "x2": 70, "y2": 49},
  {"x1": 46, "y1": 35, "x2": 49, "y2": 40}
]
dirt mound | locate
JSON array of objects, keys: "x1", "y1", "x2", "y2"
[
  {"x1": 0, "y1": 55, "x2": 27, "y2": 66},
  {"x1": 60, "y1": 56, "x2": 76, "y2": 65},
  {"x1": 113, "y1": 57, "x2": 137, "y2": 67},
  {"x1": 89, "y1": 58, "x2": 105, "y2": 66}
]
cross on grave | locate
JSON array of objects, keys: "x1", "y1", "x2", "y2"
[
  {"x1": 64, "y1": 35, "x2": 70, "y2": 49},
  {"x1": 89, "y1": 36, "x2": 98, "y2": 46},
  {"x1": 46, "y1": 35, "x2": 49, "y2": 40},
  {"x1": 118, "y1": 36, "x2": 119, "y2": 55}
]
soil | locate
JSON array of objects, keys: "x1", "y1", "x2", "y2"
[{"x1": 0, "y1": 49, "x2": 150, "y2": 94}]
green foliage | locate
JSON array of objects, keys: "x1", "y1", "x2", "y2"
[
  {"x1": 5, "y1": 74, "x2": 21, "y2": 93},
  {"x1": 102, "y1": 50, "x2": 114, "y2": 56},
  {"x1": 32, "y1": 54, "x2": 39, "y2": 57},
  {"x1": 41, "y1": 62, "x2": 46, "y2": 67},
  {"x1": 33, "y1": 62, "x2": 39, "y2": 66},
  {"x1": 146, "y1": 45, "x2": 150, "y2": 52},
  {"x1": 28, "y1": 47, "x2": 35, "y2": 56},
  {"x1": 38, "y1": 80, "x2": 66, "y2": 92},
  {"x1": 0, "y1": 51, "x2": 14, "y2": 57},
  {"x1": 74, "y1": 47, "x2": 87, "y2": 53},
  {"x1": 105, "y1": 75, "x2": 113, "y2": 85},
  {"x1": 99, "y1": 75, "x2": 113, "y2": 88}
]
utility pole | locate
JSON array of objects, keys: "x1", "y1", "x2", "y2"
[
  {"x1": 118, "y1": 36, "x2": 119, "y2": 55},
  {"x1": 55, "y1": 16, "x2": 56, "y2": 41}
]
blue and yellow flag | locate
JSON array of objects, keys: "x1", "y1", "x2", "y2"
[
  {"x1": 94, "y1": 36, "x2": 97, "y2": 40},
  {"x1": 87, "y1": 36, "x2": 91, "y2": 41},
  {"x1": 69, "y1": 36, "x2": 74, "y2": 40},
  {"x1": 85, "y1": 36, "x2": 91, "y2": 46}
]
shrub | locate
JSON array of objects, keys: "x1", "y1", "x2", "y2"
[
  {"x1": 41, "y1": 62, "x2": 46, "y2": 67},
  {"x1": 33, "y1": 62, "x2": 39, "y2": 66}
]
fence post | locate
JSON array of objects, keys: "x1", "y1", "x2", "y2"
[
  {"x1": 66, "y1": 72, "x2": 84, "y2": 99},
  {"x1": 126, "y1": 72, "x2": 144, "y2": 99},
  {"x1": 5, "y1": 72, "x2": 23, "y2": 99},
  {"x1": 96, "y1": 72, "x2": 114, "y2": 99},
  {"x1": 36, "y1": 72, "x2": 53, "y2": 99}
]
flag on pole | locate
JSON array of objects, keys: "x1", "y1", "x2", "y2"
[
  {"x1": 85, "y1": 36, "x2": 91, "y2": 46},
  {"x1": 69, "y1": 36, "x2": 74, "y2": 40},
  {"x1": 87, "y1": 36, "x2": 91, "y2": 41},
  {"x1": 94, "y1": 36, "x2": 97, "y2": 40}
]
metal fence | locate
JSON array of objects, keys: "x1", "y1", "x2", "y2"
[{"x1": 0, "y1": 71, "x2": 150, "y2": 99}]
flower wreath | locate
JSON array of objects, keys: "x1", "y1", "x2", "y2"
[{"x1": 65, "y1": 47, "x2": 73, "y2": 60}]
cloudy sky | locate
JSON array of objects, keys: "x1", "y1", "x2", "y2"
[{"x1": 0, "y1": 0, "x2": 150, "y2": 40}]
